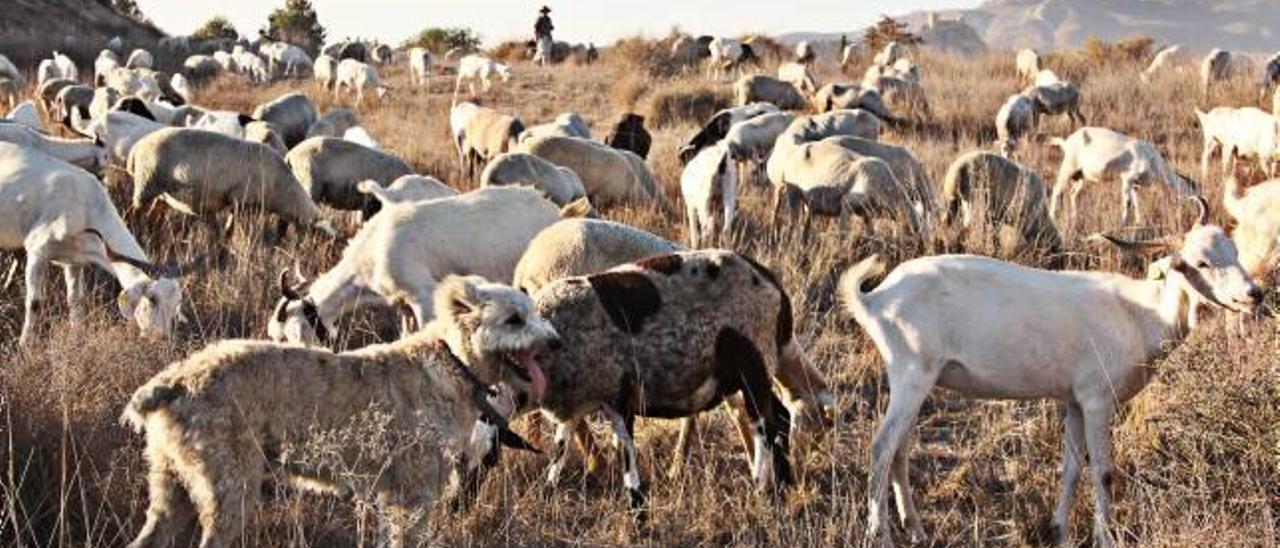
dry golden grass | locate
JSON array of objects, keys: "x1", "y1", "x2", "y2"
[{"x1": 1, "y1": 42, "x2": 1277, "y2": 547}]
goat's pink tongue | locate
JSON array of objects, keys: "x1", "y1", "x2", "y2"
[{"x1": 518, "y1": 354, "x2": 547, "y2": 403}]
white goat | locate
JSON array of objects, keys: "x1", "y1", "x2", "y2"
[
  {"x1": 1195, "y1": 106, "x2": 1279, "y2": 179},
  {"x1": 839, "y1": 198, "x2": 1261, "y2": 547},
  {"x1": 724, "y1": 111, "x2": 797, "y2": 185},
  {"x1": 0, "y1": 123, "x2": 107, "y2": 171},
  {"x1": 450, "y1": 101, "x2": 481, "y2": 170},
  {"x1": 454, "y1": 55, "x2": 512, "y2": 98},
  {"x1": 126, "y1": 49, "x2": 154, "y2": 70},
  {"x1": 706, "y1": 37, "x2": 748, "y2": 81},
  {"x1": 0, "y1": 143, "x2": 183, "y2": 345},
  {"x1": 777, "y1": 61, "x2": 818, "y2": 94},
  {"x1": 1050, "y1": 126, "x2": 1197, "y2": 230},
  {"x1": 680, "y1": 140, "x2": 738, "y2": 248},
  {"x1": 334, "y1": 59, "x2": 389, "y2": 107},
  {"x1": 1016, "y1": 48, "x2": 1040, "y2": 84},
  {"x1": 409, "y1": 47, "x2": 433, "y2": 88},
  {"x1": 313, "y1": 54, "x2": 337, "y2": 89},
  {"x1": 95, "y1": 50, "x2": 120, "y2": 86},
  {"x1": 1224, "y1": 175, "x2": 1280, "y2": 279},
  {"x1": 70, "y1": 110, "x2": 164, "y2": 165}
]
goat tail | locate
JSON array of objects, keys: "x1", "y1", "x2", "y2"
[
  {"x1": 837, "y1": 255, "x2": 885, "y2": 321},
  {"x1": 356, "y1": 180, "x2": 393, "y2": 204},
  {"x1": 120, "y1": 380, "x2": 186, "y2": 433}
]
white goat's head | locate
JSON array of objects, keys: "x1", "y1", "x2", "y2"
[
  {"x1": 1106, "y1": 197, "x2": 1263, "y2": 313},
  {"x1": 119, "y1": 278, "x2": 182, "y2": 339}
]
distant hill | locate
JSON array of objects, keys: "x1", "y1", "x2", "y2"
[
  {"x1": 0, "y1": 0, "x2": 165, "y2": 68},
  {"x1": 779, "y1": 0, "x2": 1280, "y2": 54}
]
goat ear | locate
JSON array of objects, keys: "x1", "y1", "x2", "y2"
[
  {"x1": 1186, "y1": 195, "x2": 1209, "y2": 226},
  {"x1": 278, "y1": 268, "x2": 301, "y2": 300},
  {"x1": 117, "y1": 284, "x2": 144, "y2": 321}
]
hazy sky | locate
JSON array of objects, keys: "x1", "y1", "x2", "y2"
[{"x1": 135, "y1": 1, "x2": 982, "y2": 46}]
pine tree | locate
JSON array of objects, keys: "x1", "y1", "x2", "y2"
[
  {"x1": 260, "y1": 0, "x2": 326, "y2": 55},
  {"x1": 193, "y1": 16, "x2": 239, "y2": 42},
  {"x1": 862, "y1": 16, "x2": 923, "y2": 53}
]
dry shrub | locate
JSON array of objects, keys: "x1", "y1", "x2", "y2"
[
  {"x1": 645, "y1": 80, "x2": 731, "y2": 129},
  {"x1": 604, "y1": 35, "x2": 689, "y2": 78},
  {"x1": 611, "y1": 72, "x2": 649, "y2": 111},
  {"x1": 488, "y1": 40, "x2": 528, "y2": 64}
]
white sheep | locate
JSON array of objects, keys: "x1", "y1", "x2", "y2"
[
  {"x1": 454, "y1": 54, "x2": 512, "y2": 99},
  {"x1": 1016, "y1": 48, "x2": 1040, "y2": 84},
  {"x1": 681, "y1": 140, "x2": 738, "y2": 248},
  {"x1": 0, "y1": 53, "x2": 23, "y2": 88},
  {"x1": 863, "y1": 74, "x2": 931, "y2": 118},
  {"x1": 0, "y1": 142, "x2": 183, "y2": 345},
  {"x1": 0, "y1": 123, "x2": 107, "y2": 171},
  {"x1": 724, "y1": 111, "x2": 797, "y2": 185},
  {"x1": 334, "y1": 58, "x2": 390, "y2": 107},
  {"x1": 1033, "y1": 68, "x2": 1061, "y2": 86},
  {"x1": 461, "y1": 106, "x2": 525, "y2": 179},
  {"x1": 706, "y1": 37, "x2": 747, "y2": 81},
  {"x1": 94, "y1": 49, "x2": 120, "y2": 86},
  {"x1": 409, "y1": 47, "x2": 433, "y2": 88},
  {"x1": 941, "y1": 150, "x2": 1061, "y2": 257},
  {"x1": 5, "y1": 101, "x2": 42, "y2": 131},
  {"x1": 343, "y1": 126, "x2": 380, "y2": 149},
  {"x1": 284, "y1": 136, "x2": 414, "y2": 217},
  {"x1": 236, "y1": 53, "x2": 270, "y2": 84},
  {"x1": 479, "y1": 151, "x2": 587, "y2": 206},
  {"x1": 267, "y1": 186, "x2": 586, "y2": 344},
  {"x1": 450, "y1": 101, "x2": 481, "y2": 170},
  {"x1": 520, "y1": 112, "x2": 591, "y2": 142},
  {"x1": 519, "y1": 135, "x2": 658, "y2": 206},
  {"x1": 1195, "y1": 106, "x2": 1279, "y2": 179},
  {"x1": 1142, "y1": 45, "x2": 1188, "y2": 82},
  {"x1": 127, "y1": 128, "x2": 332, "y2": 235},
  {"x1": 125, "y1": 48, "x2": 154, "y2": 70},
  {"x1": 1049, "y1": 126, "x2": 1198, "y2": 230},
  {"x1": 995, "y1": 93, "x2": 1038, "y2": 157},
  {"x1": 777, "y1": 61, "x2": 818, "y2": 94},
  {"x1": 261, "y1": 41, "x2": 313, "y2": 78},
  {"x1": 769, "y1": 140, "x2": 922, "y2": 238},
  {"x1": 734, "y1": 74, "x2": 807, "y2": 111},
  {"x1": 252, "y1": 91, "x2": 319, "y2": 148},
  {"x1": 837, "y1": 200, "x2": 1261, "y2": 547},
  {"x1": 87, "y1": 87, "x2": 120, "y2": 121},
  {"x1": 104, "y1": 66, "x2": 162, "y2": 101},
  {"x1": 1223, "y1": 175, "x2": 1280, "y2": 279},
  {"x1": 39, "y1": 51, "x2": 79, "y2": 86},
  {"x1": 313, "y1": 53, "x2": 337, "y2": 89},
  {"x1": 1201, "y1": 49, "x2": 1231, "y2": 95}
]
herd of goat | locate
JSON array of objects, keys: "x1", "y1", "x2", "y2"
[{"x1": 0, "y1": 31, "x2": 1278, "y2": 548}]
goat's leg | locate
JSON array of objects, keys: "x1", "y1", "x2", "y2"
[
  {"x1": 867, "y1": 367, "x2": 935, "y2": 546},
  {"x1": 1051, "y1": 401, "x2": 1086, "y2": 546},
  {"x1": 730, "y1": 339, "x2": 794, "y2": 490},
  {"x1": 62, "y1": 264, "x2": 84, "y2": 327},
  {"x1": 721, "y1": 180, "x2": 737, "y2": 247},
  {"x1": 667, "y1": 416, "x2": 699, "y2": 480},
  {"x1": 685, "y1": 204, "x2": 701, "y2": 249},
  {"x1": 1081, "y1": 400, "x2": 1117, "y2": 548},
  {"x1": 1119, "y1": 175, "x2": 1142, "y2": 226},
  {"x1": 1048, "y1": 173, "x2": 1072, "y2": 231},
  {"x1": 189, "y1": 454, "x2": 263, "y2": 548},
  {"x1": 19, "y1": 248, "x2": 50, "y2": 347},
  {"x1": 1067, "y1": 180, "x2": 1085, "y2": 235},
  {"x1": 573, "y1": 419, "x2": 604, "y2": 475},
  {"x1": 602, "y1": 407, "x2": 646, "y2": 521},
  {"x1": 891, "y1": 441, "x2": 925, "y2": 543},
  {"x1": 545, "y1": 418, "x2": 576, "y2": 486}
]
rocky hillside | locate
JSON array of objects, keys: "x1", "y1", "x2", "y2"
[
  {"x1": 0, "y1": 0, "x2": 165, "y2": 68},
  {"x1": 780, "y1": 0, "x2": 1279, "y2": 54},
  {"x1": 899, "y1": 0, "x2": 1280, "y2": 53}
]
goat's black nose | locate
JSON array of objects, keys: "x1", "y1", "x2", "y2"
[
  {"x1": 1247, "y1": 286, "x2": 1265, "y2": 303},
  {"x1": 547, "y1": 337, "x2": 563, "y2": 351}
]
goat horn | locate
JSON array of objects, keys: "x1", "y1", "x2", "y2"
[
  {"x1": 278, "y1": 268, "x2": 301, "y2": 301},
  {"x1": 1088, "y1": 232, "x2": 1178, "y2": 256}
]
